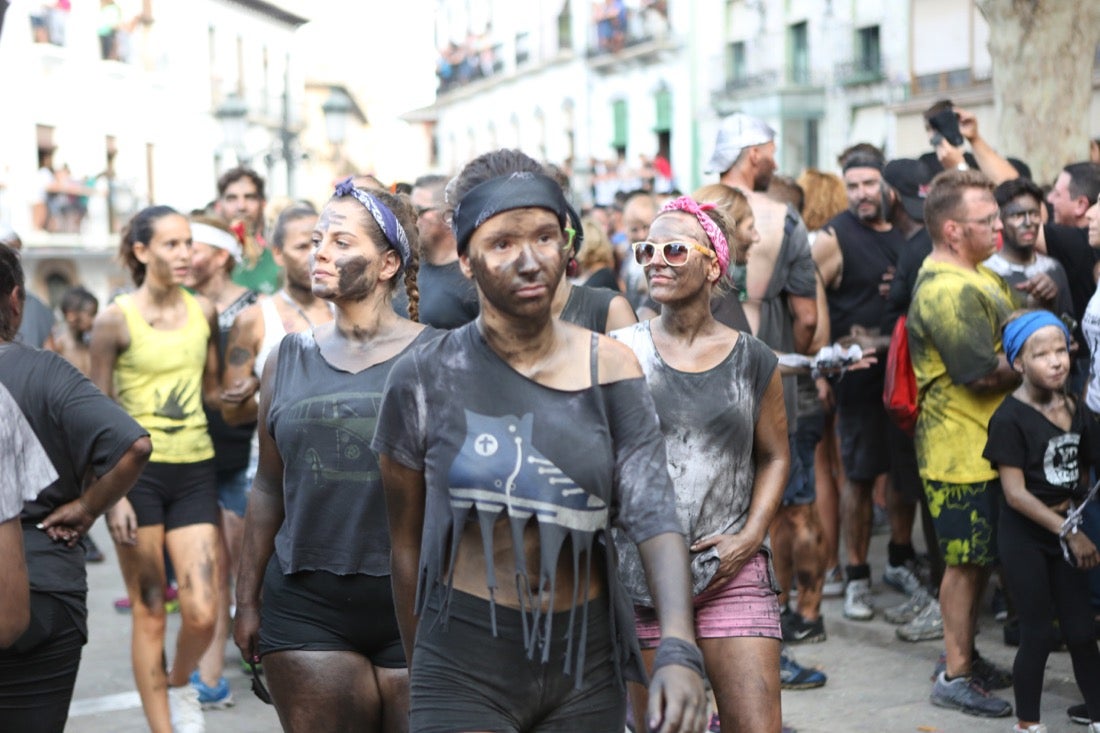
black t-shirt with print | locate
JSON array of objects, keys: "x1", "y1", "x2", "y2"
[
  {"x1": 983, "y1": 394, "x2": 1087, "y2": 506},
  {"x1": 372, "y1": 322, "x2": 682, "y2": 685}
]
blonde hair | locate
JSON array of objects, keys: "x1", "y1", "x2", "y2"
[
  {"x1": 577, "y1": 216, "x2": 615, "y2": 271},
  {"x1": 797, "y1": 169, "x2": 848, "y2": 232},
  {"x1": 692, "y1": 184, "x2": 752, "y2": 228}
]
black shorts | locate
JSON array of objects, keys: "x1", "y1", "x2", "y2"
[
  {"x1": 837, "y1": 400, "x2": 891, "y2": 483},
  {"x1": 410, "y1": 590, "x2": 625, "y2": 733},
  {"x1": 0, "y1": 592, "x2": 85, "y2": 733},
  {"x1": 258, "y1": 556, "x2": 405, "y2": 669},
  {"x1": 127, "y1": 460, "x2": 219, "y2": 530},
  {"x1": 888, "y1": 426, "x2": 923, "y2": 503}
]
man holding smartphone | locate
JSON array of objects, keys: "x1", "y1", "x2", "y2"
[{"x1": 918, "y1": 100, "x2": 1021, "y2": 185}]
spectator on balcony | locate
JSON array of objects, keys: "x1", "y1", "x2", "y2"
[
  {"x1": 594, "y1": 0, "x2": 626, "y2": 53},
  {"x1": 97, "y1": 0, "x2": 121, "y2": 60}
]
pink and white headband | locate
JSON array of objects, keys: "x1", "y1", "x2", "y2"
[{"x1": 658, "y1": 196, "x2": 730, "y2": 274}]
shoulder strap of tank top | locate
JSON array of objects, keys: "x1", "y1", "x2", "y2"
[{"x1": 590, "y1": 331, "x2": 599, "y2": 387}]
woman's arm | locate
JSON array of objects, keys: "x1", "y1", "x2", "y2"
[
  {"x1": 220, "y1": 305, "x2": 262, "y2": 426},
  {"x1": 380, "y1": 455, "x2": 427, "y2": 670},
  {"x1": 690, "y1": 368, "x2": 788, "y2": 582},
  {"x1": 88, "y1": 304, "x2": 125, "y2": 400},
  {"x1": 199, "y1": 297, "x2": 222, "y2": 410},
  {"x1": 233, "y1": 348, "x2": 286, "y2": 663}
]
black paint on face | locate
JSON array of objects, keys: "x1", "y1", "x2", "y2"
[{"x1": 334, "y1": 254, "x2": 373, "y2": 302}]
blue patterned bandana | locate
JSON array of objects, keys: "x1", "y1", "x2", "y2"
[{"x1": 333, "y1": 177, "x2": 411, "y2": 270}]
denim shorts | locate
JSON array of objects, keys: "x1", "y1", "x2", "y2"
[{"x1": 216, "y1": 466, "x2": 250, "y2": 518}]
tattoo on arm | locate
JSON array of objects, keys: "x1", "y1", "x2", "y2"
[{"x1": 227, "y1": 346, "x2": 252, "y2": 366}]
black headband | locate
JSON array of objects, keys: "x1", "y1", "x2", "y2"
[
  {"x1": 452, "y1": 172, "x2": 583, "y2": 256},
  {"x1": 842, "y1": 154, "x2": 885, "y2": 173}
]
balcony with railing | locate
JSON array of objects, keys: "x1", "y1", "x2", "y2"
[
  {"x1": 586, "y1": 1, "x2": 672, "y2": 69},
  {"x1": 836, "y1": 57, "x2": 885, "y2": 87}
]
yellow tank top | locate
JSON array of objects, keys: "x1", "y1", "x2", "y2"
[{"x1": 114, "y1": 291, "x2": 215, "y2": 463}]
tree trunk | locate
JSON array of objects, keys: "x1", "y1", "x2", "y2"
[{"x1": 976, "y1": 0, "x2": 1100, "y2": 184}]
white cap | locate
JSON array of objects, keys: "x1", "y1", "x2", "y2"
[
  {"x1": 705, "y1": 113, "x2": 776, "y2": 174},
  {"x1": 190, "y1": 222, "x2": 242, "y2": 261}
]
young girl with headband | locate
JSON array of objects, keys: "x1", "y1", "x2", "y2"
[
  {"x1": 983, "y1": 309, "x2": 1100, "y2": 732},
  {"x1": 612, "y1": 195, "x2": 788, "y2": 732}
]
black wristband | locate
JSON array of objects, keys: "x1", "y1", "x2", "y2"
[{"x1": 652, "y1": 636, "x2": 705, "y2": 678}]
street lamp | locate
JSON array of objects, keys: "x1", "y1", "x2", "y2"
[
  {"x1": 322, "y1": 87, "x2": 355, "y2": 159},
  {"x1": 214, "y1": 93, "x2": 250, "y2": 164}
]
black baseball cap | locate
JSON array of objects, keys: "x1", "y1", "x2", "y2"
[{"x1": 883, "y1": 159, "x2": 932, "y2": 223}]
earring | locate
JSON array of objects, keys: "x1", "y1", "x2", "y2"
[{"x1": 566, "y1": 257, "x2": 579, "y2": 278}]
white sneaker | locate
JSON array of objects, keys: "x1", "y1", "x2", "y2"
[
  {"x1": 843, "y1": 578, "x2": 874, "y2": 620},
  {"x1": 168, "y1": 685, "x2": 205, "y2": 733},
  {"x1": 883, "y1": 561, "x2": 922, "y2": 596},
  {"x1": 1013, "y1": 724, "x2": 1047, "y2": 732},
  {"x1": 822, "y1": 566, "x2": 844, "y2": 597}
]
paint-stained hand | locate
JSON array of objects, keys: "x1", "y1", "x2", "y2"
[
  {"x1": 105, "y1": 498, "x2": 138, "y2": 546},
  {"x1": 646, "y1": 663, "x2": 708, "y2": 733},
  {"x1": 38, "y1": 498, "x2": 97, "y2": 547},
  {"x1": 691, "y1": 532, "x2": 759, "y2": 589}
]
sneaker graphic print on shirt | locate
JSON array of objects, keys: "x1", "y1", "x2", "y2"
[
  {"x1": 445, "y1": 410, "x2": 609, "y2": 670},
  {"x1": 449, "y1": 410, "x2": 608, "y2": 533}
]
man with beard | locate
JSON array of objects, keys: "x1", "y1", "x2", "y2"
[
  {"x1": 812, "y1": 147, "x2": 912, "y2": 622},
  {"x1": 986, "y1": 178, "x2": 1073, "y2": 319}
]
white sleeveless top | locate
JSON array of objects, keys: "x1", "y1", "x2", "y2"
[{"x1": 254, "y1": 297, "x2": 288, "y2": 379}]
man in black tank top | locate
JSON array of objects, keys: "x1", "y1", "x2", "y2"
[{"x1": 812, "y1": 149, "x2": 918, "y2": 623}]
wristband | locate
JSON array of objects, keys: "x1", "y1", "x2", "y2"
[{"x1": 652, "y1": 636, "x2": 705, "y2": 678}]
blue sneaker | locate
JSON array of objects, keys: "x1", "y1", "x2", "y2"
[
  {"x1": 780, "y1": 646, "x2": 827, "y2": 689},
  {"x1": 189, "y1": 671, "x2": 234, "y2": 710}
]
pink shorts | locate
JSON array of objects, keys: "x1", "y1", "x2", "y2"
[{"x1": 633, "y1": 552, "x2": 781, "y2": 648}]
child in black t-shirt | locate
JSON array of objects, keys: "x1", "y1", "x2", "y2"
[{"x1": 983, "y1": 310, "x2": 1100, "y2": 731}]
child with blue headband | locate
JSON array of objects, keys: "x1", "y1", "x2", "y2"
[{"x1": 982, "y1": 309, "x2": 1100, "y2": 732}]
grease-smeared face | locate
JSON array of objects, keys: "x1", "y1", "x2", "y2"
[
  {"x1": 641, "y1": 212, "x2": 719, "y2": 304},
  {"x1": 462, "y1": 207, "x2": 568, "y2": 319},
  {"x1": 134, "y1": 214, "x2": 192, "y2": 287},
  {"x1": 1015, "y1": 324, "x2": 1070, "y2": 392},
  {"x1": 274, "y1": 215, "x2": 319, "y2": 291},
  {"x1": 310, "y1": 199, "x2": 395, "y2": 303}
]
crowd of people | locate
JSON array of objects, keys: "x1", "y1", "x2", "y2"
[{"x1": 1, "y1": 98, "x2": 1100, "y2": 733}]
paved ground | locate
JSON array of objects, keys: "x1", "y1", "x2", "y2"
[{"x1": 66, "y1": 521, "x2": 1089, "y2": 732}]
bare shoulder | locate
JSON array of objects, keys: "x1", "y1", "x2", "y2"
[
  {"x1": 596, "y1": 331, "x2": 643, "y2": 383},
  {"x1": 192, "y1": 292, "x2": 218, "y2": 321}
]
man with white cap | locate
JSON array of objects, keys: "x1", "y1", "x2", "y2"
[
  {"x1": 183, "y1": 214, "x2": 256, "y2": 710},
  {"x1": 0, "y1": 223, "x2": 56, "y2": 350}
]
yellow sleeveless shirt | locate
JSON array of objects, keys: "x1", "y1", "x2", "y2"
[{"x1": 114, "y1": 291, "x2": 215, "y2": 463}]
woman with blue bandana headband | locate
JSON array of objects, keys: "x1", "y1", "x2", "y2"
[
  {"x1": 373, "y1": 149, "x2": 707, "y2": 733},
  {"x1": 235, "y1": 181, "x2": 436, "y2": 732},
  {"x1": 983, "y1": 309, "x2": 1100, "y2": 732}
]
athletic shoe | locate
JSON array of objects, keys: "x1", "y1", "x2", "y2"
[
  {"x1": 897, "y1": 598, "x2": 943, "y2": 642},
  {"x1": 168, "y1": 685, "x2": 206, "y2": 732},
  {"x1": 189, "y1": 671, "x2": 234, "y2": 710},
  {"x1": 843, "y1": 579, "x2": 874, "y2": 621},
  {"x1": 779, "y1": 646, "x2": 827, "y2": 690},
  {"x1": 883, "y1": 561, "x2": 922, "y2": 596},
  {"x1": 884, "y1": 586, "x2": 932, "y2": 625},
  {"x1": 929, "y1": 672, "x2": 1012, "y2": 717},
  {"x1": 972, "y1": 652, "x2": 1012, "y2": 690},
  {"x1": 1013, "y1": 724, "x2": 1047, "y2": 732},
  {"x1": 821, "y1": 566, "x2": 844, "y2": 597},
  {"x1": 1068, "y1": 702, "x2": 1090, "y2": 724},
  {"x1": 781, "y1": 611, "x2": 826, "y2": 644}
]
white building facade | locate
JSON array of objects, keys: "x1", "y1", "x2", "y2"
[{"x1": 0, "y1": 0, "x2": 308, "y2": 305}]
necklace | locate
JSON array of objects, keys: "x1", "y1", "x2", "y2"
[{"x1": 279, "y1": 290, "x2": 331, "y2": 329}]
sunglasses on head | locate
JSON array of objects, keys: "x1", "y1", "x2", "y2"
[{"x1": 632, "y1": 240, "x2": 716, "y2": 267}]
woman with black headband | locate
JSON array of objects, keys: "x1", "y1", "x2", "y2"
[
  {"x1": 613, "y1": 196, "x2": 788, "y2": 733},
  {"x1": 374, "y1": 149, "x2": 706, "y2": 733},
  {"x1": 234, "y1": 179, "x2": 433, "y2": 733}
]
